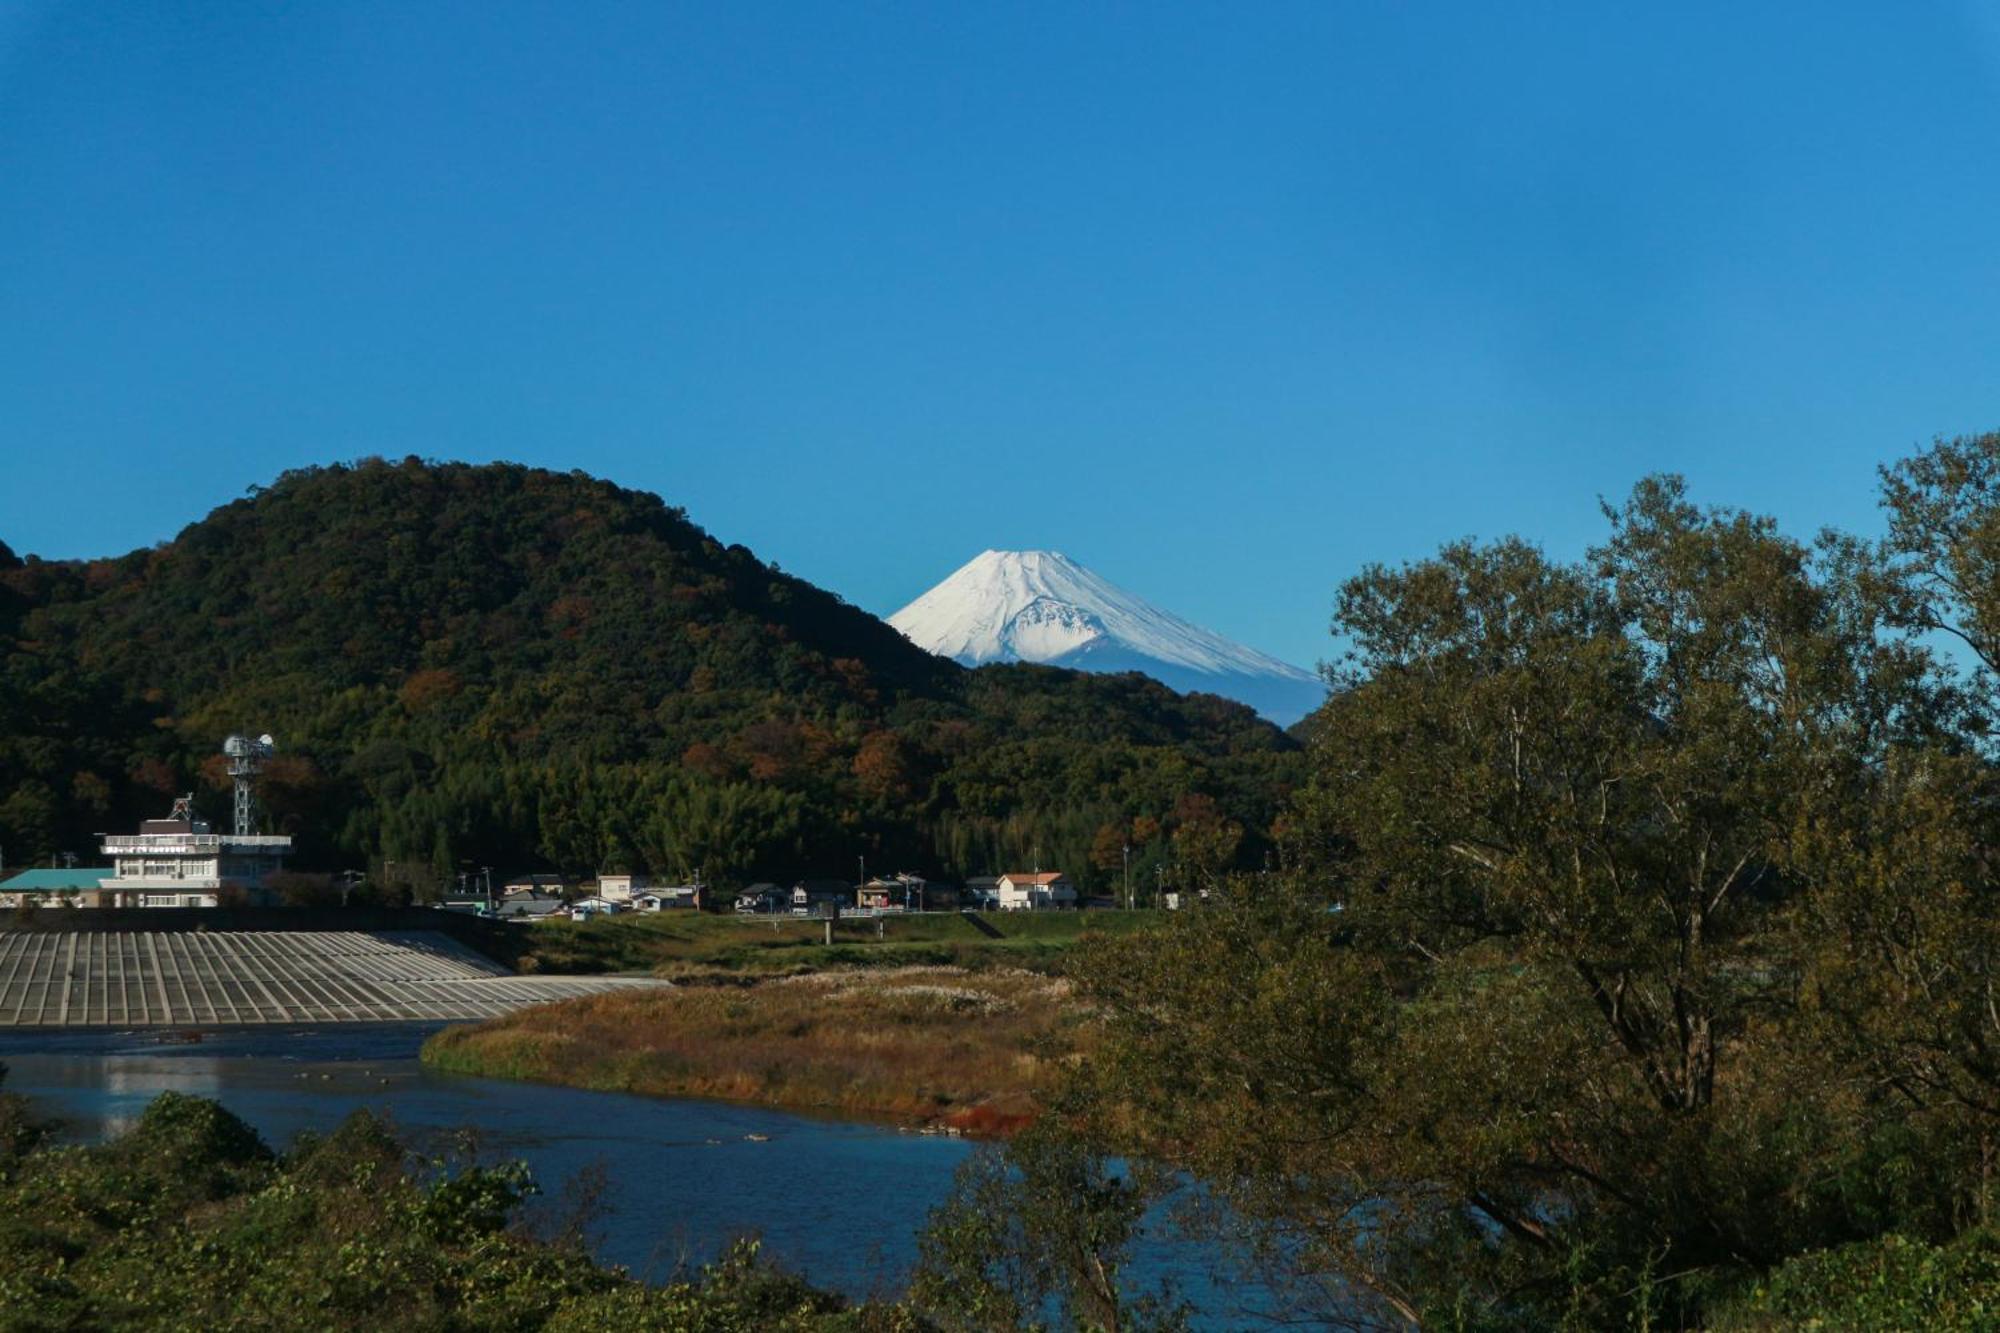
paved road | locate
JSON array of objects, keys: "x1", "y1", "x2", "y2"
[{"x1": 0, "y1": 930, "x2": 657, "y2": 1026}]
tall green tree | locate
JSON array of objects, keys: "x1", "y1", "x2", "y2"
[{"x1": 1058, "y1": 475, "x2": 1983, "y2": 1327}]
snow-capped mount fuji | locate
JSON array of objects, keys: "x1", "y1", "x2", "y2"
[{"x1": 888, "y1": 550, "x2": 1325, "y2": 725}]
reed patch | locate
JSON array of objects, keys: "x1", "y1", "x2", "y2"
[{"x1": 422, "y1": 966, "x2": 1086, "y2": 1133}]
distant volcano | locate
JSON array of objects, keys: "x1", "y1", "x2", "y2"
[{"x1": 888, "y1": 550, "x2": 1325, "y2": 725}]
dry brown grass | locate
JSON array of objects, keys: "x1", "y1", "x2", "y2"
[{"x1": 420, "y1": 966, "x2": 1090, "y2": 1133}]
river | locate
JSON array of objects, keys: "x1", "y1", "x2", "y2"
[
  {"x1": 0, "y1": 1025, "x2": 974, "y2": 1296},
  {"x1": 0, "y1": 1026, "x2": 1271, "y2": 1323}
]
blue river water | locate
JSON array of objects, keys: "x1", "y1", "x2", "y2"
[
  {"x1": 0, "y1": 1027, "x2": 1274, "y2": 1322},
  {"x1": 0, "y1": 1026, "x2": 977, "y2": 1294}
]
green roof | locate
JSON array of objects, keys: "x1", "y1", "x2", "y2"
[{"x1": 0, "y1": 868, "x2": 113, "y2": 892}]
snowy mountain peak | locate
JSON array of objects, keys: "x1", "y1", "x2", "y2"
[{"x1": 887, "y1": 551, "x2": 1325, "y2": 725}]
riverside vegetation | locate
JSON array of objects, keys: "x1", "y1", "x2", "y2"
[
  {"x1": 424, "y1": 966, "x2": 1081, "y2": 1134},
  {"x1": 428, "y1": 913, "x2": 1159, "y2": 1133},
  {"x1": 0, "y1": 1066, "x2": 915, "y2": 1332},
  {"x1": 0, "y1": 1063, "x2": 1184, "y2": 1333}
]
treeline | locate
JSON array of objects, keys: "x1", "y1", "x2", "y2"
[
  {"x1": 928, "y1": 433, "x2": 2000, "y2": 1329},
  {"x1": 0, "y1": 458, "x2": 1299, "y2": 892}
]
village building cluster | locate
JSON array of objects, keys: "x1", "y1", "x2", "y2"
[
  {"x1": 0, "y1": 735, "x2": 1097, "y2": 921},
  {"x1": 446, "y1": 868, "x2": 1081, "y2": 922}
]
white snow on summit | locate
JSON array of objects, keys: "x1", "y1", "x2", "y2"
[{"x1": 887, "y1": 551, "x2": 1324, "y2": 725}]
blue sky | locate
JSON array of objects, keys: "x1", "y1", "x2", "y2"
[{"x1": 3, "y1": 2, "x2": 1999, "y2": 669}]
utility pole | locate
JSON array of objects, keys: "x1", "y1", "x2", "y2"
[{"x1": 1123, "y1": 843, "x2": 1131, "y2": 912}]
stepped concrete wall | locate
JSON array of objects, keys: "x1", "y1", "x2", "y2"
[
  {"x1": 0, "y1": 907, "x2": 520, "y2": 960},
  {"x1": 0, "y1": 921, "x2": 658, "y2": 1028}
]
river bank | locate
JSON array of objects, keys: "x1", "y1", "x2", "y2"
[
  {"x1": 420, "y1": 965, "x2": 1088, "y2": 1134},
  {"x1": 0, "y1": 1026, "x2": 978, "y2": 1296},
  {"x1": 0, "y1": 1026, "x2": 1267, "y2": 1326}
]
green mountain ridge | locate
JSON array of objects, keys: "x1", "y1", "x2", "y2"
[{"x1": 0, "y1": 457, "x2": 1300, "y2": 893}]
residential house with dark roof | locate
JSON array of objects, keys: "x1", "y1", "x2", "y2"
[{"x1": 791, "y1": 879, "x2": 854, "y2": 914}]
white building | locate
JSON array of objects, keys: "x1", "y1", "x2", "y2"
[
  {"x1": 100, "y1": 795, "x2": 292, "y2": 908},
  {"x1": 996, "y1": 871, "x2": 1076, "y2": 911},
  {"x1": 596, "y1": 873, "x2": 648, "y2": 903}
]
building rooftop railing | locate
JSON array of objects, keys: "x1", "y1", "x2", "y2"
[{"x1": 101, "y1": 834, "x2": 293, "y2": 853}]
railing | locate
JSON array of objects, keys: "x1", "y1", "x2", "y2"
[
  {"x1": 101, "y1": 834, "x2": 292, "y2": 853},
  {"x1": 103, "y1": 835, "x2": 221, "y2": 853}
]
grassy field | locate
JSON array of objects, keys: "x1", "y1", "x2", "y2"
[
  {"x1": 511, "y1": 908, "x2": 1159, "y2": 979},
  {"x1": 421, "y1": 965, "x2": 1090, "y2": 1134}
]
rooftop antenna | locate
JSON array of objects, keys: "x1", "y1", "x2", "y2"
[{"x1": 223, "y1": 734, "x2": 276, "y2": 837}]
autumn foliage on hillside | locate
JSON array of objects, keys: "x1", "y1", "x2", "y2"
[{"x1": 0, "y1": 458, "x2": 1300, "y2": 891}]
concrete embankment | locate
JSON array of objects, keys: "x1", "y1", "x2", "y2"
[{"x1": 0, "y1": 915, "x2": 658, "y2": 1027}]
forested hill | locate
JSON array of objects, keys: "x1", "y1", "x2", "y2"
[{"x1": 0, "y1": 458, "x2": 1299, "y2": 892}]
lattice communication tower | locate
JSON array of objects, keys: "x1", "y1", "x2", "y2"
[{"x1": 222, "y1": 733, "x2": 276, "y2": 837}]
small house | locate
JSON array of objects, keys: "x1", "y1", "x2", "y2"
[
  {"x1": 857, "y1": 877, "x2": 904, "y2": 911},
  {"x1": 734, "y1": 883, "x2": 787, "y2": 914},
  {"x1": 791, "y1": 879, "x2": 854, "y2": 914},
  {"x1": 503, "y1": 874, "x2": 568, "y2": 900},
  {"x1": 596, "y1": 873, "x2": 649, "y2": 903},
  {"x1": 996, "y1": 871, "x2": 1076, "y2": 911},
  {"x1": 494, "y1": 896, "x2": 567, "y2": 922},
  {"x1": 857, "y1": 872, "x2": 936, "y2": 911},
  {"x1": 632, "y1": 883, "x2": 701, "y2": 912}
]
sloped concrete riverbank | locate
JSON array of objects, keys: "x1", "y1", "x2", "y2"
[{"x1": 0, "y1": 929, "x2": 657, "y2": 1026}]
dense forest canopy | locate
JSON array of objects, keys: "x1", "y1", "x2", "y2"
[{"x1": 0, "y1": 458, "x2": 1299, "y2": 893}]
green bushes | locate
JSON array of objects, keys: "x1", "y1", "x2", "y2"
[
  {"x1": 0, "y1": 1070, "x2": 900, "y2": 1331},
  {"x1": 1714, "y1": 1230, "x2": 2000, "y2": 1330}
]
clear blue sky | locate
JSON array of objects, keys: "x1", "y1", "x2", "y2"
[{"x1": 4, "y1": 2, "x2": 1999, "y2": 669}]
